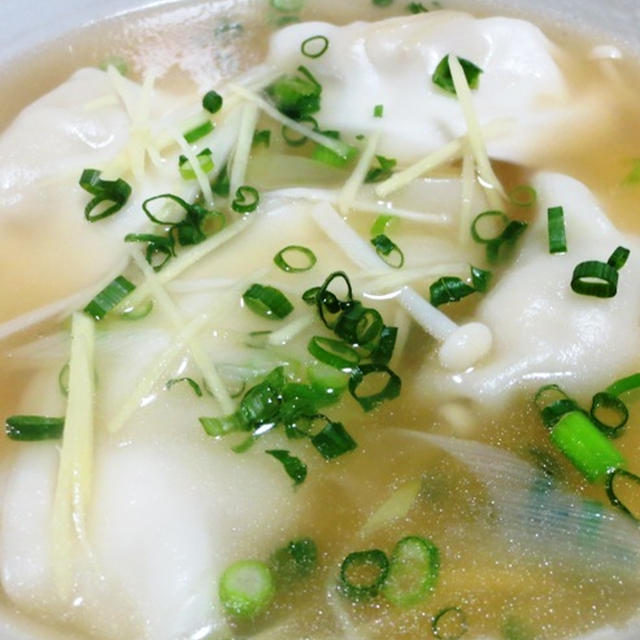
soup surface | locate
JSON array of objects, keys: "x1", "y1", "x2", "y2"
[{"x1": 2, "y1": 2, "x2": 640, "y2": 640}]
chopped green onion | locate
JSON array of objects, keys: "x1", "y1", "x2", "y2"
[
  {"x1": 470, "y1": 266, "x2": 492, "y2": 292},
  {"x1": 183, "y1": 120, "x2": 214, "y2": 143},
  {"x1": 307, "y1": 364, "x2": 350, "y2": 402},
  {"x1": 202, "y1": 90, "x2": 223, "y2": 114},
  {"x1": 606, "y1": 468, "x2": 640, "y2": 520},
  {"x1": 312, "y1": 132, "x2": 357, "y2": 168},
  {"x1": 316, "y1": 271, "x2": 354, "y2": 330},
  {"x1": 99, "y1": 55, "x2": 128, "y2": 75},
  {"x1": 310, "y1": 419, "x2": 357, "y2": 459},
  {"x1": 339, "y1": 549, "x2": 389, "y2": 601},
  {"x1": 301, "y1": 35, "x2": 329, "y2": 58},
  {"x1": 84, "y1": 275, "x2": 135, "y2": 321},
  {"x1": 471, "y1": 210, "x2": 527, "y2": 263},
  {"x1": 608, "y1": 245, "x2": 630, "y2": 270},
  {"x1": 253, "y1": 129, "x2": 272, "y2": 148},
  {"x1": 212, "y1": 163, "x2": 231, "y2": 197},
  {"x1": 382, "y1": 535, "x2": 439, "y2": 607},
  {"x1": 547, "y1": 206, "x2": 567, "y2": 254},
  {"x1": 270, "y1": 0, "x2": 304, "y2": 10},
  {"x1": 199, "y1": 414, "x2": 245, "y2": 437},
  {"x1": 178, "y1": 148, "x2": 214, "y2": 180},
  {"x1": 58, "y1": 362, "x2": 69, "y2": 397},
  {"x1": 373, "y1": 104, "x2": 384, "y2": 118},
  {"x1": 349, "y1": 364, "x2": 401, "y2": 412},
  {"x1": 120, "y1": 298, "x2": 154, "y2": 320},
  {"x1": 370, "y1": 214, "x2": 394, "y2": 236},
  {"x1": 570, "y1": 261, "x2": 620, "y2": 298},
  {"x1": 166, "y1": 377, "x2": 203, "y2": 397},
  {"x1": 231, "y1": 186, "x2": 260, "y2": 214},
  {"x1": 606, "y1": 372, "x2": 640, "y2": 397},
  {"x1": 549, "y1": 410, "x2": 624, "y2": 482},
  {"x1": 534, "y1": 384, "x2": 580, "y2": 430},
  {"x1": 79, "y1": 169, "x2": 132, "y2": 221},
  {"x1": 432, "y1": 607, "x2": 468, "y2": 640},
  {"x1": 308, "y1": 336, "x2": 360, "y2": 372},
  {"x1": 430, "y1": 276, "x2": 476, "y2": 307},
  {"x1": 408, "y1": 1, "x2": 429, "y2": 12},
  {"x1": 372, "y1": 0, "x2": 393, "y2": 6},
  {"x1": 266, "y1": 67, "x2": 321, "y2": 120},
  {"x1": 432, "y1": 55, "x2": 483, "y2": 95},
  {"x1": 270, "y1": 538, "x2": 317, "y2": 584},
  {"x1": 243, "y1": 284, "x2": 294, "y2": 320},
  {"x1": 266, "y1": 449, "x2": 307, "y2": 485},
  {"x1": 623, "y1": 159, "x2": 640, "y2": 186},
  {"x1": 274, "y1": 245, "x2": 317, "y2": 273},
  {"x1": 509, "y1": 185, "x2": 537, "y2": 208},
  {"x1": 335, "y1": 304, "x2": 384, "y2": 349},
  {"x1": 5, "y1": 415, "x2": 64, "y2": 441},
  {"x1": 370, "y1": 326, "x2": 398, "y2": 366},
  {"x1": 371, "y1": 234, "x2": 404, "y2": 268},
  {"x1": 274, "y1": 14, "x2": 300, "y2": 28},
  {"x1": 219, "y1": 559, "x2": 275, "y2": 618},
  {"x1": 125, "y1": 232, "x2": 175, "y2": 271},
  {"x1": 590, "y1": 391, "x2": 628, "y2": 438},
  {"x1": 365, "y1": 155, "x2": 397, "y2": 183}
]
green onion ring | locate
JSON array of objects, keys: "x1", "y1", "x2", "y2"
[
  {"x1": 590, "y1": 391, "x2": 628, "y2": 438},
  {"x1": 274, "y1": 245, "x2": 317, "y2": 273},
  {"x1": 308, "y1": 336, "x2": 360, "y2": 372},
  {"x1": 232, "y1": 186, "x2": 260, "y2": 214},
  {"x1": 432, "y1": 606, "x2": 469, "y2": 640},
  {"x1": 571, "y1": 260, "x2": 619, "y2": 298},
  {"x1": 348, "y1": 364, "x2": 401, "y2": 412},
  {"x1": 509, "y1": 184, "x2": 537, "y2": 208},
  {"x1": 339, "y1": 549, "x2": 389, "y2": 601},
  {"x1": 606, "y1": 468, "x2": 640, "y2": 521},
  {"x1": 301, "y1": 35, "x2": 329, "y2": 59}
]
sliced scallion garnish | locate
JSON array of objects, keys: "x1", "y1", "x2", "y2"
[
  {"x1": 84, "y1": 275, "x2": 135, "y2": 321},
  {"x1": 231, "y1": 186, "x2": 260, "y2": 214},
  {"x1": 471, "y1": 210, "x2": 527, "y2": 263},
  {"x1": 253, "y1": 129, "x2": 272, "y2": 148},
  {"x1": 125, "y1": 233, "x2": 175, "y2": 271},
  {"x1": 213, "y1": 163, "x2": 231, "y2": 197},
  {"x1": 549, "y1": 409, "x2": 624, "y2": 482},
  {"x1": 166, "y1": 377, "x2": 203, "y2": 397},
  {"x1": 5, "y1": 415, "x2": 65, "y2": 441},
  {"x1": 270, "y1": 538, "x2": 317, "y2": 584},
  {"x1": 178, "y1": 148, "x2": 214, "y2": 180},
  {"x1": 243, "y1": 284, "x2": 294, "y2": 319},
  {"x1": 373, "y1": 104, "x2": 384, "y2": 118},
  {"x1": 266, "y1": 449, "x2": 307, "y2": 485},
  {"x1": 408, "y1": 1, "x2": 429, "y2": 12},
  {"x1": 430, "y1": 265, "x2": 491, "y2": 307},
  {"x1": 590, "y1": 391, "x2": 628, "y2": 438},
  {"x1": 301, "y1": 35, "x2": 329, "y2": 58},
  {"x1": 547, "y1": 206, "x2": 567, "y2": 254},
  {"x1": 312, "y1": 131, "x2": 357, "y2": 168},
  {"x1": 371, "y1": 234, "x2": 404, "y2": 268},
  {"x1": 266, "y1": 66, "x2": 321, "y2": 120},
  {"x1": 372, "y1": 0, "x2": 393, "y2": 6},
  {"x1": 202, "y1": 89, "x2": 223, "y2": 114},
  {"x1": 570, "y1": 246, "x2": 630, "y2": 298},
  {"x1": 349, "y1": 364, "x2": 401, "y2": 412},
  {"x1": 606, "y1": 468, "x2": 640, "y2": 521},
  {"x1": 310, "y1": 418, "x2": 357, "y2": 459},
  {"x1": 308, "y1": 336, "x2": 360, "y2": 372},
  {"x1": 370, "y1": 214, "x2": 394, "y2": 236},
  {"x1": 219, "y1": 560, "x2": 275, "y2": 618},
  {"x1": 606, "y1": 372, "x2": 640, "y2": 397},
  {"x1": 432, "y1": 606, "x2": 468, "y2": 640},
  {"x1": 274, "y1": 245, "x2": 317, "y2": 273},
  {"x1": 79, "y1": 168, "x2": 132, "y2": 221},
  {"x1": 120, "y1": 298, "x2": 154, "y2": 320},
  {"x1": 270, "y1": 0, "x2": 304, "y2": 10},
  {"x1": 339, "y1": 549, "x2": 389, "y2": 601},
  {"x1": 509, "y1": 184, "x2": 537, "y2": 208},
  {"x1": 432, "y1": 55, "x2": 483, "y2": 95},
  {"x1": 382, "y1": 536, "x2": 439, "y2": 607},
  {"x1": 183, "y1": 120, "x2": 214, "y2": 143},
  {"x1": 365, "y1": 155, "x2": 397, "y2": 184}
]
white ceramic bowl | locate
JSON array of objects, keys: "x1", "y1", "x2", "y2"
[{"x1": 1, "y1": 1, "x2": 640, "y2": 639}]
